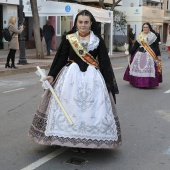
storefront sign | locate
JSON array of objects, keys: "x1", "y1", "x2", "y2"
[
  {"x1": 23, "y1": 0, "x2": 75, "y2": 16},
  {"x1": 134, "y1": 8, "x2": 140, "y2": 14},
  {"x1": 0, "y1": 0, "x2": 19, "y2": 5}
]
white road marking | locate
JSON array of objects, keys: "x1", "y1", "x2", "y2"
[
  {"x1": 164, "y1": 89, "x2": 170, "y2": 93},
  {"x1": 3, "y1": 88, "x2": 25, "y2": 93},
  {"x1": 155, "y1": 110, "x2": 170, "y2": 123},
  {"x1": 113, "y1": 67, "x2": 123, "y2": 70},
  {"x1": 0, "y1": 80, "x2": 23, "y2": 87},
  {"x1": 0, "y1": 82, "x2": 6, "y2": 86},
  {"x1": 21, "y1": 148, "x2": 67, "y2": 170},
  {"x1": 164, "y1": 147, "x2": 170, "y2": 155}
]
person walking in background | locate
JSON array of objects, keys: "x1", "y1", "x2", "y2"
[
  {"x1": 123, "y1": 22, "x2": 162, "y2": 88},
  {"x1": 128, "y1": 28, "x2": 135, "y2": 51},
  {"x1": 28, "y1": 10, "x2": 122, "y2": 152},
  {"x1": 43, "y1": 20, "x2": 55, "y2": 56},
  {"x1": 153, "y1": 26, "x2": 161, "y2": 45},
  {"x1": 166, "y1": 29, "x2": 170, "y2": 59},
  {"x1": 5, "y1": 16, "x2": 24, "y2": 69}
]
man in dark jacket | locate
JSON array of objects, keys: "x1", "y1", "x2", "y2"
[
  {"x1": 43, "y1": 20, "x2": 55, "y2": 55},
  {"x1": 153, "y1": 27, "x2": 161, "y2": 45},
  {"x1": 128, "y1": 28, "x2": 135, "y2": 51}
]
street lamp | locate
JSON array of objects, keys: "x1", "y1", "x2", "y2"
[{"x1": 18, "y1": 0, "x2": 27, "y2": 64}]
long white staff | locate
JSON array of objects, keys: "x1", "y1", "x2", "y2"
[
  {"x1": 124, "y1": 43, "x2": 131, "y2": 68},
  {"x1": 36, "y1": 66, "x2": 73, "y2": 126}
]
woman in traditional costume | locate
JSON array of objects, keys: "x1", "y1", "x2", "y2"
[
  {"x1": 29, "y1": 10, "x2": 122, "y2": 150},
  {"x1": 165, "y1": 29, "x2": 170, "y2": 59},
  {"x1": 123, "y1": 22, "x2": 162, "y2": 88}
]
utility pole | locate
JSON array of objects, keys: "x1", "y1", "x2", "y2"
[{"x1": 18, "y1": 0, "x2": 27, "y2": 64}]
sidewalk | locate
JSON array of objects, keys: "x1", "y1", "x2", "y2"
[{"x1": 0, "y1": 49, "x2": 126, "y2": 77}]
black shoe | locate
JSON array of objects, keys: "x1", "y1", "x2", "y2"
[
  {"x1": 5, "y1": 63, "x2": 10, "y2": 68},
  {"x1": 79, "y1": 148, "x2": 87, "y2": 153},
  {"x1": 71, "y1": 148, "x2": 79, "y2": 153},
  {"x1": 70, "y1": 148, "x2": 87, "y2": 153},
  {"x1": 11, "y1": 64, "x2": 18, "y2": 69}
]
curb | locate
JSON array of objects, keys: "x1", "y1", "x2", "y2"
[
  {"x1": 110, "y1": 55, "x2": 127, "y2": 59},
  {"x1": 0, "y1": 55, "x2": 127, "y2": 77},
  {"x1": 0, "y1": 65, "x2": 51, "y2": 77}
]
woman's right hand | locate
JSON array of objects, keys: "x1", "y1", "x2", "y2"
[{"x1": 43, "y1": 76, "x2": 54, "y2": 84}]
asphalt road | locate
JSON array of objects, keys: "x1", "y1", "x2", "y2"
[{"x1": 0, "y1": 53, "x2": 170, "y2": 170}]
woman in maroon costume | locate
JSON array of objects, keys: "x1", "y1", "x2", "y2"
[{"x1": 123, "y1": 22, "x2": 162, "y2": 88}]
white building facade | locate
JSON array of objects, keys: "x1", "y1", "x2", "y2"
[
  {"x1": 1, "y1": 0, "x2": 169, "y2": 51},
  {"x1": 0, "y1": 0, "x2": 19, "y2": 49},
  {"x1": 116, "y1": 0, "x2": 167, "y2": 50}
]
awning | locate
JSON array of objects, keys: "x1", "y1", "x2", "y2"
[{"x1": 23, "y1": 1, "x2": 113, "y2": 55}]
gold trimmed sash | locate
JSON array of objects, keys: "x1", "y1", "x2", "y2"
[
  {"x1": 138, "y1": 33, "x2": 162, "y2": 73},
  {"x1": 66, "y1": 33, "x2": 99, "y2": 68}
]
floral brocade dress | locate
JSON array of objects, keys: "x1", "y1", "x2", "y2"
[
  {"x1": 123, "y1": 31, "x2": 162, "y2": 88},
  {"x1": 29, "y1": 31, "x2": 122, "y2": 149}
]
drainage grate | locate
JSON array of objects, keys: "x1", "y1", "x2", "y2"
[{"x1": 64, "y1": 157, "x2": 88, "y2": 165}]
